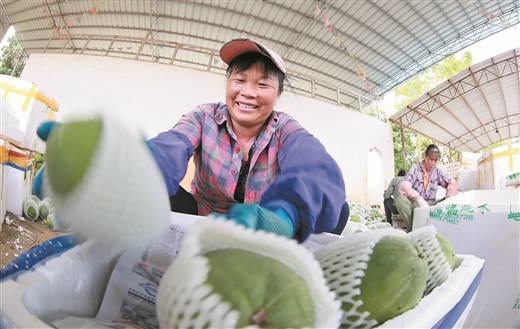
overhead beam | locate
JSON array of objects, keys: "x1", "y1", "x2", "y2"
[
  {"x1": 468, "y1": 67, "x2": 502, "y2": 143},
  {"x1": 407, "y1": 102, "x2": 475, "y2": 152},
  {"x1": 442, "y1": 80, "x2": 486, "y2": 149}
]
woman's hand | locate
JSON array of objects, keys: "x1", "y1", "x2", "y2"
[
  {"x1": 216, "y1": 204, "x2": 294, "y2": 238},
  {"x1": 416, "y1": 197, "x2": 430, "y2": 208}
]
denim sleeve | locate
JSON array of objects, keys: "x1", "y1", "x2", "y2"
[
  {"x1": 148, "y1": 130, "x2": 193, "y2": 196},
  {"x1": 260, "y1": 132, "x2": 346, "y2": 242}
]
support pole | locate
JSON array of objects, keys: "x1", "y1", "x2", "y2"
[{"x1": 399, "y1": 119, "x2": 405, "y2": 166}]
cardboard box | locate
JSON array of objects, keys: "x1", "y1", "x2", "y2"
[
  {"x1": 0, "y1": 75, "x2": 59, "y2": 153},
  {"x1": 413, "y1": 189, "x2": 520, "y2": 328},
  {"x1": 391, "y1": 214, "x2": 407, "y2": 229}
]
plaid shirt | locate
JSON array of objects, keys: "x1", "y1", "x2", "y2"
[
  {"x1": 150, "y1": 102, "x2": 347, "y2": 241},
  {"x1": 401, "y1": 160, "x2": 453, "y2": 202},
  {"x1": 165, "y1": 102, "x2": 307, "y2": 214}
]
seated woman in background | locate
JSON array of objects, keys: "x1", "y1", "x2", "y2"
[{"x1": 394, "y1": 144, "x2": 458, "y2": 232}]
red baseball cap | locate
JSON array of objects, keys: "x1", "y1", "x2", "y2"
[{"x1": 219, "y1": 38, "x2": 286, "y2": 74}]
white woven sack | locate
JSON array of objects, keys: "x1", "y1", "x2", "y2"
[
  {"x1": 44, "y1": 114, "x2": 171, "y2": 249},
  {"x1": 406, "y1": 225, "x2": 452, "y2": 295},
  {"x1": 313, "y1": 228, "x2": 406, "y2": 328},
  {"x1": 156, "y1": 216, "x2": 342, "y2": 329}
]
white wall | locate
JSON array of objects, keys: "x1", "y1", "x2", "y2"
[{"x1": 20, "y1": 53, "x2": 394, "y2": 206}]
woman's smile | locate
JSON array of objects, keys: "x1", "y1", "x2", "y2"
[{"x1": 226, "y1": 63, "x2": 280, "y2": 129}]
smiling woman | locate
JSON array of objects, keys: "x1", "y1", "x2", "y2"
[{"x1": 147, "y1": 38, "x2": 350, "y2": 243}]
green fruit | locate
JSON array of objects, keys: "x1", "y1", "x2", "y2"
[
  {"x1": 44, "y1": 217, "x2": 54, "y2": 230},
  {"x1": 27, "y1": 206, "x2": 37, "y2": 219},
  {"x1": 24, "y1": 198, "x2": 39, "y2": 220},
  {"x1": 436, "y1": 233, "x2": 456, "y2": 270},
  {"x1": 344, "y1": 236, "x2": 428, "y2": 325},
  {"x1": 39, "y1": 205, "x2": 49, "y2": 218},
  {"x1": 45, "y1": 119, "x2": 102, "y2": 194},
  {"x1": 350, "y1": 214, "x2": 360, "y2": 222},
  {"x1": 34, "y1": 153, "x2": 43, "y2": 162},
  {"x1": 204, "y1": 248, "x2": 314, "y2": 328}
]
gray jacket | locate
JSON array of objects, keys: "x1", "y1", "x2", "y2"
[{"x1": 384, "y1": 176, "x2": 404, "y2": 200}]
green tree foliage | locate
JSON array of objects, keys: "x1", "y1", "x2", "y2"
[
  {"x1": 0, "y1": 34, "x2": 27, "y2": 77},
  {"x1": 390, "y1": 52, "x2": 472, "y2": 174},
  {"x1": 483, "y1": 138, "x2": 517, "y2": 152},
  {"x1": 394, "y1": 52, "x2": 473, "y2": 111}
]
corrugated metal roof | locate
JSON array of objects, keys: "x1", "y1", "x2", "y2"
[
  {"x1": 1, "y1": 0, "x2": 519, "y2": 112},
  {"x1": 390, "y1": 48, "x2": 520, "y2": 153}
]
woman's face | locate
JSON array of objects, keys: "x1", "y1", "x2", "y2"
[
  {"x1": 423, "y1": 152, "x2": 439, "y2": 171},
  {"x1": 225, "y1": 63, "x2": 281, "y2": 130}
]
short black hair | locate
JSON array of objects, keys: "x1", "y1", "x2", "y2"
[
  {"x1": 225, "y1": 52, "x2": 289, "y2": 94},
  {"x1": 397, "y1": 168, "x2": 406, "y2": 176},
  {"x1": 425, "y1": 144, "x2": 440, "y2": 157}
]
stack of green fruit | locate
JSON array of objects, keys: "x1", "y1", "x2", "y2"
[
  {"x1": 156, "y1": 216, "x2": 343, "y2": 329},
  {"x1": 156, "y1": 217, "x2": 458, "y2": 329},
  {"x1": 23, "y1": 195, "x2": 54, "y2": 221},
  {"x1": 407, "y1": 225, "x2": 457, "y2": 296},
  {"x1": 342, "y1": 202, "x2": 391, "y2": 236},
  {"x1": 33, "y1": 152, "x2": 44, "y2": 175},
  {"x1": 314, "y1": 226, "x2": 458, "y2": 328}
]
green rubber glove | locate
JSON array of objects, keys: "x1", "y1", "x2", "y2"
[{"x1": 216, "y1": 204, "x2": 294, "y2": 238}]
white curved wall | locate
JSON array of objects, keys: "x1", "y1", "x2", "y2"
[{"x1": 20, "y1": 54, "x2": 394, "y2": 206}]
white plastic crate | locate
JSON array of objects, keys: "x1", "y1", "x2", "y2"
[
  {"x1": 413, "y1": 189, "x2": 520, "y2": 328},
  {"x1": 0, "y1": 75, "x2": 59, "y2": 153},
  {"x1": 0, "y1": 213, "x2": 485, "y2": 329}
]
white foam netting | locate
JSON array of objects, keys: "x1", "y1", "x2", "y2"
[
  {"x1": 313, "y1": 228, "x2": 407, "y2": 329},
  {"x1": 156, "y1": 216, "x2": 342, "y2": 329},
  {"x1": 44, "y1": 114, "x2": 171, "y2": 249},
  {"x1": 406, "y1": 225, "x2": 452, "y2": 296}
]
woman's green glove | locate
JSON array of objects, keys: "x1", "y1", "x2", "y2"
[{"x1": 217, "y1": 204, "x2": 294, "y2": 238}]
